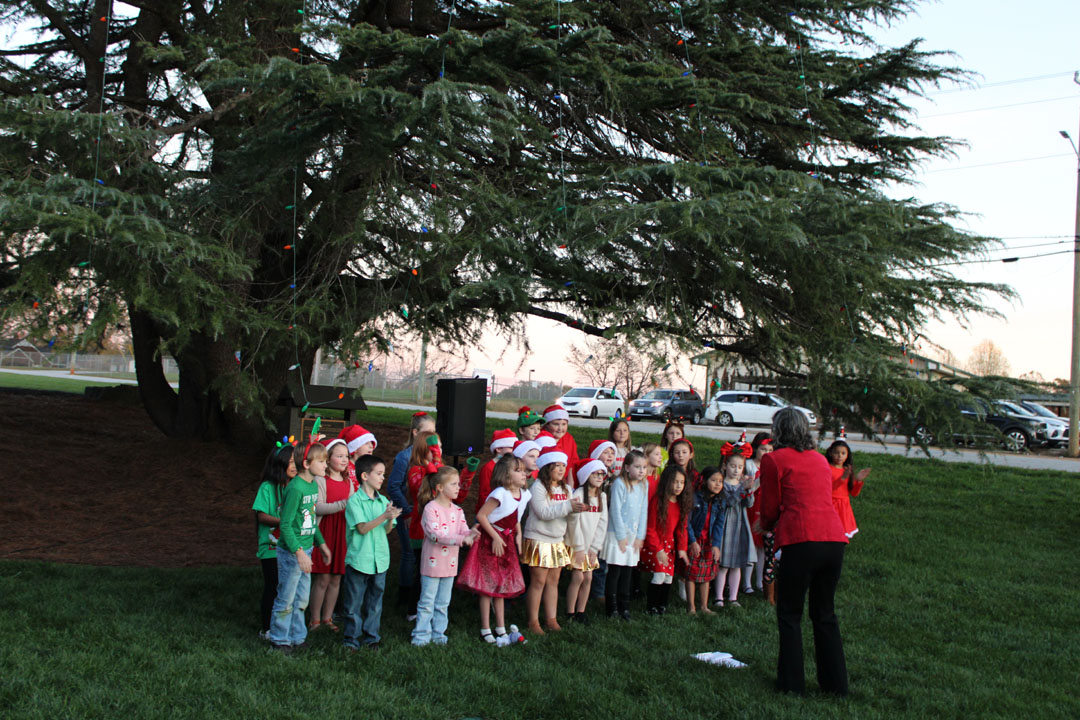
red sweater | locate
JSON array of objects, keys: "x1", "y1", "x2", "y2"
[
  {"x1": 554, "y1": 432, "x2": 580, "y2": 467},
  {"x1": 759, "y1": 447, "x2": 848, "y2": 549},
  {"x1": 641, "y1": 495, "x2": 688, "y2": 574},
  {"x1": 471, "y1": 459, "x2": 497, "y2": 514}
]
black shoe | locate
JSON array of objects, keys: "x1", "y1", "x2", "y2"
[{"x1": 578, "y1": 612, "x2": 590, "y2": 625}]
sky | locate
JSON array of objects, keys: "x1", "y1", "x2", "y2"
[{"x1": 468, "y1": 0, "x2": 1080, "y2": 390}]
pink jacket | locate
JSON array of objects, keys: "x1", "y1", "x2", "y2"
[{"x1": 420, "y1": 501, "x2": 473, "y2": 578}]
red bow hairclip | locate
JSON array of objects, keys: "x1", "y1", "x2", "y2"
[{"x1": 720, "y1": 442, "x2": 753, "y2": 458}]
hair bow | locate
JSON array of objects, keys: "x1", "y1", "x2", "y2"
[{"x1": 720, "y1": 442, "x2": 753, "y2": 458}]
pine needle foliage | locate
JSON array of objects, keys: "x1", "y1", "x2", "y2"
[{"x1": 0, "y1": 0, "x2": 1007, "y2": 443}]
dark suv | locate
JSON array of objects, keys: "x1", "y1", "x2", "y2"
[
  {"x1": 628, "y1": 388, "x2": 706, "y2": 424},
  {"x1": 915, "y1": 397, "x2": 1050, "y2": 451}
]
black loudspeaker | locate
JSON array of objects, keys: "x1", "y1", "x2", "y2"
[{"x1": 435, "y1": 378, "x2": 487, "y2": 456}]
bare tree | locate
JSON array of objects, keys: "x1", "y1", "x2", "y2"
[
  {"x1": 966, "y1": 340, "x2": 1011, "y2": 377},
  {"x1": 568, "y1": 337, "x2": 673, "y2": 400}
]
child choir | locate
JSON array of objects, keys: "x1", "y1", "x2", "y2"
[{"x1": 253, "y1": 404, "x2": 865, "y2": 650}]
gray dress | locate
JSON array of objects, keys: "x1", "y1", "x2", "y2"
[{"x1": 718, "y1": 483, "x2": 757, "y2": 568}]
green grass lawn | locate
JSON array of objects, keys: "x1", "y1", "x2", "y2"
[
  {"x1": 0, "y1": 372, "x2": 116, "y2": 393},
  {"x1": 2, "y1": 452, "x2": 1077, "y2": 718}
]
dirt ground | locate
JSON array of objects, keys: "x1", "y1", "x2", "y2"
[{"x1": 0, "y1": 389, "x2": 429, "y2": 568}]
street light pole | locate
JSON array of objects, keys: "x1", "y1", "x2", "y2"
[{"x1": 1063, "y1": 77, "x2": 1080, "y2": 457}]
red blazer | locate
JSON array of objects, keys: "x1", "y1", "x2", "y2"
[{"x1": 759, "y1": 447, "x2": 848, "y2": 549}]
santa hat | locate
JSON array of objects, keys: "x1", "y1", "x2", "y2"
[
  {"x1": 490, "y1": 428, "x2": 518, "y2": 453},
  {"x1": 543, "y1": 404, "x2": 569, "y2": 423},
  {"x1": 516, "y1": 406, "x2": 544, "y2": 429},
  {"x1": 512, "y1": 440, "x2": 541, "y2": 458},
  {"x1": 536, "y1": 447, "x2": 569, "y2": 469},
  {"x1": 338, "y1": 425, "x2": 377, "y2": 454},
  {"x1": 575, "y1": 457, "x2": 607, "y2": 485},
  {"x1": 323, "y1": 438, "x2": 347, "y2": 454},
  {"x1": 534, "y1": 430, "x2": 558, "y2": 449},
  {"x1": 588, "y1": 439, "x2": 616, "y2": 460}
]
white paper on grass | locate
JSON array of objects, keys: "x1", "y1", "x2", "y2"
[{"x1": 693, "y1": 651, "x2": 748, "y2": 668}]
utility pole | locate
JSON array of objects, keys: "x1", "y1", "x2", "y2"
[{"x1": 1064, "y1": 70, "x2": 1080, "y2": 458}]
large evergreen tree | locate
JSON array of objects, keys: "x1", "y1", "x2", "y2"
[{"x1": 0, "y1": 0, "x2": 1005, "y2": 444}]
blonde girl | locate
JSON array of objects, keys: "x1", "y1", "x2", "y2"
[{"x1": 564, "y1": 458, "x2": 608, "y2": 622}]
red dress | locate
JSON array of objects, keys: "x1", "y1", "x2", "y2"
[
  {"x1": 312, "y1": 475, "x2": 350, "y2": 574},
  {"x1": 685, "y1": 503, "x2": 718, "y2": 583},
  {"x1": 457, "y1": 492, "x2": 526, "y2": 598},
  {"x1": 639, "y1": 496, "x2": 688, "y2": 575},
  {"x1": 830, "y1": 466, "x2": 863, "y2": 538}
]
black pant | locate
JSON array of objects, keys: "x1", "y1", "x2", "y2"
[
  {"x1": 259, "y1": 557, "x2": 278, "y2": 632},
  {"x1": 605, "y1": 564, "x2": 633, "y2": 614},
  {"x1": 775, "y1": 542, "x2": 848, "y2": 696}
]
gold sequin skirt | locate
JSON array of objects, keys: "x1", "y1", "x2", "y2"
[
  {"x1": 568, "y1": 553, "x2": 601, "y2": 572},
  {"x1": 520, "y1": 538, "x2": 572, "y2": 568}
]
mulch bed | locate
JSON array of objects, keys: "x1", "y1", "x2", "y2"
[{"x1": 0, "y1": 389, "x2": 442, "y2": 568}]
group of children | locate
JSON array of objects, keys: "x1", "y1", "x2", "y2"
[{"x1": 252, "y1": 404, "x2": 869, "y2": 651}]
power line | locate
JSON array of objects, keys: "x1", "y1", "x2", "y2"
[
  {"x1": 927, "y1": 71, "x2": 1078, "y2": 96},
  {"x1": 923, "y1": 248, "x2": 1075, "y2": 268},
  {"x1": 919, "y1": 95, "x2": 1077, "y2": 119},
  {"x1": 923, "y1": 152, "x2": 1073, "y2": 174},
  {"x1": 997, "y1": 238, "x2": 1073, "y2": 251}
]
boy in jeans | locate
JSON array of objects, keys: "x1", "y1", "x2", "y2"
[
  {"x1": 269, "y1": 442, "x2": 333, "y2": 652},
  {"x1": 343, "y1": 455, "x2": 401, "y2": 651}
]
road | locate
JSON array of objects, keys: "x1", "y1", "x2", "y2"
[{"x1": 4, "y1": 369, "x2": 1074, "y2": 472}]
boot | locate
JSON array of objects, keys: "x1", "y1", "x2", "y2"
[
  {"x1": 658, "y1": 583, "x2": 672, "y2": 615},
  {"x1": 526, "y1": 619, "x2": 546, "y2": 636},
  {"x1": 646, "y1": 583, "x2": 662, "y2": 614}
]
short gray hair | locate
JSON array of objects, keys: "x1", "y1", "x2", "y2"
[{"x1": 771, "y1": 407, "x2": 815, "y2": 452}]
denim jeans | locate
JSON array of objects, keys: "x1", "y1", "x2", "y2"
[
  {"x1": 591, "y1": 559, "x2": 608, "y2": 598},
  {"x1": 268, "y1": 546, "x2": 311, "y2": 646},
  {"x1": 343, "y1": 566, "x2": 386, "y2": 648},
  {"x1": 395, "y1": 519, "x2": 416, "y2": 604},
  {"x1": 412, "y1": 575, "x2": 454, "y2": 646}
]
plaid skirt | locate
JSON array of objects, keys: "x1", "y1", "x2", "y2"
[{"x1": 685, "y1": 553, "x2": 718, "y2": 583}]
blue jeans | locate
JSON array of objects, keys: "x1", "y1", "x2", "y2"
[
  {"x1": 343, "y1": 566, "x2": 386, "y2": 648},
  {"x1": 412, "y1": 575, "x2": 454, "y2": 646},
  {"x1": 591, "y1": 559, "x2": 608, "y2": 598},
  {"x1": 396, "y1": 519, "x2": 416, "y2": 601},
  {"x1": 268, "y1": 546, "x2": 311, "y2": 646}
]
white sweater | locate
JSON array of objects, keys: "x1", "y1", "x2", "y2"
[
  {"x1": 524, "y1": 479, "x2": 574, "y2": 544},
  {"x1": 564, "y1": 487, "x2": 608, "y2": 556}
]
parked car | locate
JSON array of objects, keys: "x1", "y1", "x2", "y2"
[
  {"x1": 1015, "y1": 403, "x2": 1067, "y2": 446},
  {"x1": 914, "y1": 397, "x2": 1051, "y2": 451},
  {"x1": 556, "y1": 387, "x2": 626, "y2": 419},
  {"x1": 997, "y1": 400, "x2": 1068, "y2": 448},
  {"x1": 628, "y1": 388, "x2": 706, "y2": 424},
  {"x1": 705, "y1": 390, "x2": 817, "y2": 427}
]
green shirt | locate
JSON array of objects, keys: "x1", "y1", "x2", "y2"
[
  {"x1": 279, "y1": 475, "x2": 325, "y2": 553},
  {"x1": 251, "y1": 481, "x2": 283, "y2": 560},
  {"x1": 345, "y1": 487, "x2": 395, "y2": 574}
]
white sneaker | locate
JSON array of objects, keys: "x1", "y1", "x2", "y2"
[
  {"x1": 406, "y1": 614, "x2": 418, "y2": 622},
  {"x1": 258, "y1": 630, "x2": 270, "y2": 641}
]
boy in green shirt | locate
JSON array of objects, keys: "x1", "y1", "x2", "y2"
[
  {"x1": 342, "y1": 454, "x2": 401, "y2": 650},
  {"x1": 268, "y1": 443, "x2": 332, "y2": 652}
]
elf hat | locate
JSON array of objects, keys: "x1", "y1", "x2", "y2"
[
  {"x1": 543, "y1": 404, "x2": 569, "y2": 423},
  {"x1": 338, "y1": 425, "x2": 377, "y2": 454},
  {"x1": 516, "y1": 406, "x2": 544, "y2": 429},
  {"x1": 575, "y1": 457, "x2": 607, "y2": 485},
  {"x1": 536, "y1": 447, "x2": 569, "y2": 469},
  {"x1": 534, "y1": 430, "x2": 558, "y2": 449},
  {"x1": 588, "y1": 439, "x2": 616, "y2": 460},
  {"x1": 512, "y1": 440, "x2": 541, "y2": 458},
  {"x1": 490, "y1": 428, "x2": 518, "y2": 453}
]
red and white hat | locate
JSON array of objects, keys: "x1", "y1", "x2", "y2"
[
  {"x1": 512, "y1": 440, "x2": 541, "y2": 458},
  {"x1": 490, "y1": 428, "x2": 518, "y2": 453},
  {"x1": 837, "y1": 426, "x2": 847, "y2": 441},
  {"x1": 575, "y1": 457, "x2": 607, "y2": 485},
  {"x1": 543, "y1": 404, "x2": 569, "y2": 423},
  {"x1": 323, "y1": 437, "x2": 348, "y2": 454},
  {"x1": 338, "y1": 425, "x2": 376, "y2": 454},
  {"x1": 588, "y1": 439, "x2": 616, "y2": 460},
  {"x1": 536, "y1": 447, "x2": 568, "y2": 469},
  {"x1": 534, "y1": 430, "x2": 558, "y2": 449}
]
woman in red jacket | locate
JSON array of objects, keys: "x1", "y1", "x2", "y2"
[{"x1": 759, "y1": 407, "x2": 848, "y2": 697}]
